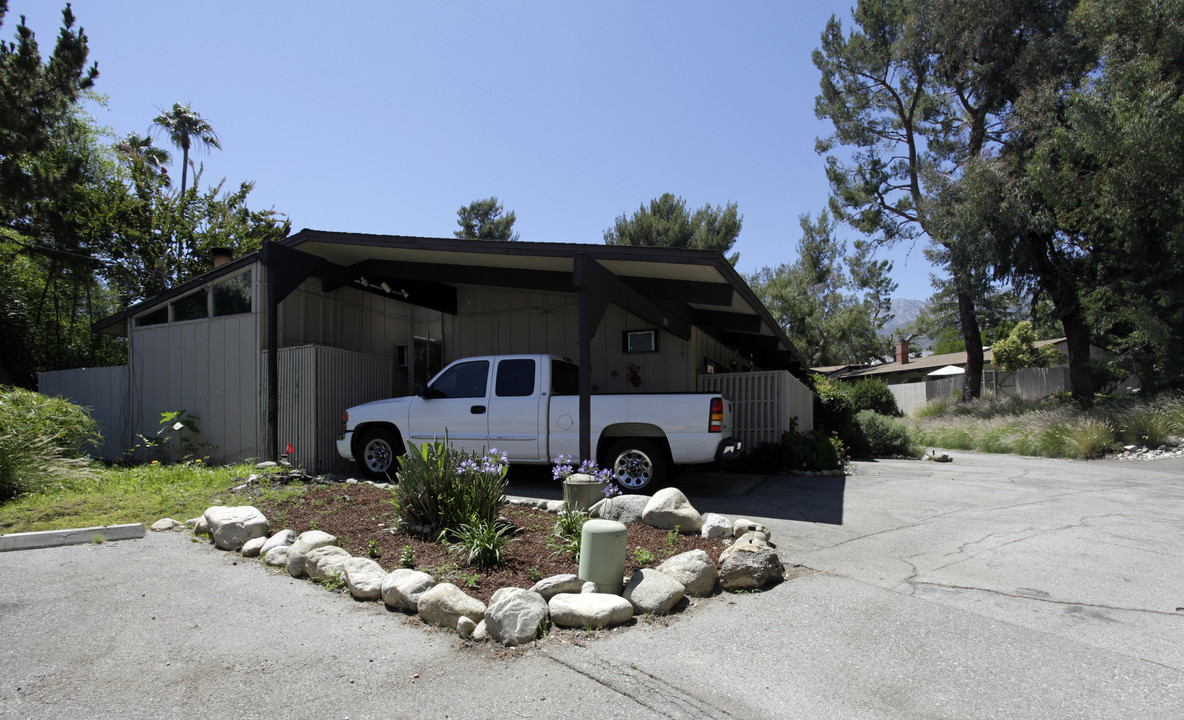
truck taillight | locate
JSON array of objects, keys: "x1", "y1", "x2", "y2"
[
  {"x1": 341, "y1": 411, "x2": 349, "y2": 432},
  {"x1": 709, "y1": 398, "x2": 723, "y2": 433}
]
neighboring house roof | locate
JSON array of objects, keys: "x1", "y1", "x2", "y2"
[
  {"x1": 93, "y1": 229, "x2": 808, "y2": 373},
  {"x1": 833, "y1": 338, "x2": 1069, "y2": 382}
]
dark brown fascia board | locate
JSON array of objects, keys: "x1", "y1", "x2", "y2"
[
  {"x1": 692, "y1": 309, "x2": 763, "y2": 333},
  {"x1": 284, "y1": 228, "x2": 726, "y2": 267},
  {"x1": 91, "y1": 253, "x2": 261, "y2": 337}
]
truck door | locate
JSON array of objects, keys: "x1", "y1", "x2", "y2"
[
  {"x1": 407, "y1": 359, "x2": 490, "y2": 455},
  {"x1": 488, "y1": 357, "x2": 543, "y2": 462}
]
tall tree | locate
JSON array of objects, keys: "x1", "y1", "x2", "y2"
[
  {"x1": 749, "y1": 211, "x2": 897, "y2": 366},
  {"x1": 0, "y1": 1, "x2": 98, "y2": 231},
  {"x1": 813, "y1": 0, "x2": 1075, "y2": 399},
  {"x1": 454, "y1": 196, "x2": 519, "y2": 242},
  {"x1": 152, "y1": 102, "x2": 219, "y2": 196},
  {"x1": 115, "y1": 132, "x2": 170, "y2": 185},
  {"x1": 992, "y1": 0, "x2": 1184, "y2": 394},
  {"x1": 604, "y1": 193, "x2": 742, "y2": 263}
]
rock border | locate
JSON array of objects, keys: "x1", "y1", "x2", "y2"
[{"x1": 166, "y1": 485, "x2": 791, "y2": 648}]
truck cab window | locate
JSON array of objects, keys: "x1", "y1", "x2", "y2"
[
  {"x1": 496, "y1": 359, "x2": 536, "y2": 397},
  {"x1": 430, "y1": 361, "x2": 489, "y2": 399},
  {"x1": 551, "y1": 359, "x2": 579, "y2": 395}
]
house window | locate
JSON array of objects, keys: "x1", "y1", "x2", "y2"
[
  {"x1": 623, "y1": 329, "x2": 657, "y2": 353},
  {"x1": 413, "y1": 337, "x2": 444, "y2": 386},
  {"x1": 213, "y1": 270, "x2": 252, "y2": 317},
  {"x1": 134, "y1": 306, "x2": 168, "y2": 327},
  {"x1": 171, "y1": 289, "x2": 209, "y2": 322}
]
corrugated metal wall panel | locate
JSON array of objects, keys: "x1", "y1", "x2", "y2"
[
  {"x1": 37, "y1": 366, "x2": 130, "y2": 461},
  {"x1": 699, "y1": 370, "x2": 815, "y2": 449},
  {"x1": 266, "y1": 345, "x2": 393, "y2": 473}
]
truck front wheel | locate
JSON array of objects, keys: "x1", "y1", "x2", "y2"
[
  {"x1": 605, "y1": 439, "x2": 667, "y2": 492},
  {"x1": 357, "y1": 427, "x2": 403, "y2": 482}
]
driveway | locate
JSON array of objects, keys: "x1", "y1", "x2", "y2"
[{"x1": 2, "y1": 452, "x2": 1182, "y2": 719}]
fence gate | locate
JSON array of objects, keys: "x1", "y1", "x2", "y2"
[{"x1": 698, "y1": 370, "x2": 814, "y2": 450}]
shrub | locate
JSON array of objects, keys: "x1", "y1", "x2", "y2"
[
  {"x1": 810, "y1": 374, "x2": 868, "y2": 455},
  {"x1": 849, "y1": 378, "x2": 902, "y2": 417},
  {"x1": 445, "y1": 516, "x2": 516, "y2": 566},
  {"x1": 391, "y1": 441, "x2": 509, "y2": 538},
  {"x1": 854, "y1": 410, "x2": 916, "y2": 457},
  {"x1": 1060, "y1": 417, "x2": 1116, "y2": 459},
  {"x1": 0, "y1": 388, "x2": 99, "y2": 499}
]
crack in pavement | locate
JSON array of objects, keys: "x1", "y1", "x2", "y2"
[
  {"x1": 906, "y1": 580, "x2": 1184, "y2": 620},
  {"x1": 541, "y1": 646, "x2": 734, "y2": 719}
]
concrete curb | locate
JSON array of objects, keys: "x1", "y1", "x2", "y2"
[{"x1": 0, "y1": 523, "x2": 145, "y2": 552}]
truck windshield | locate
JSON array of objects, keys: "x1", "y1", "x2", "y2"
[{"x1": 551, "y1": 359, "x2": 579, "y2": 395}]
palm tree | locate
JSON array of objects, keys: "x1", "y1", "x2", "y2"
[
  {"x1": 151, "y1": 103, "x2": 220, "y2": 195},
  {"x1": 115, "y1": 132, "x2": 172, "y2": 185}
]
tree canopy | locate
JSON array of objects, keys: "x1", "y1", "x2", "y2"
[
  {"x1": 454, "y1": 196, "x2": 519, "y2": 242},
  {"x1": 748, "y1": 211, "x2": 897, "y2": 367},
  {"x1": 604, "y1": 193, "x2": 742, "y2": 263}
]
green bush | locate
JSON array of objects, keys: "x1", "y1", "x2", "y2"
[
  {"x1": 391, "y1": 440, "x2": 509, "y2": 538},
  {"x1": 849, "y1": 378, "x2": 902, "y2": 417},
  {"x1": 0, "y1": 388, "x2": 99, "y2": 500},
  {"x1": 854, "y1": 410, "x2": 916, "y2": 457},
  {"x1": 445, "y1": 516, "x2": 516, "y2": 566},
  {"x1": 810, "y1": 374, "x2": 868, "y2": 455}
]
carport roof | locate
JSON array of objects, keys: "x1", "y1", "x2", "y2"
[{"x1": 95, "y1": 229, "x2": 807, "y2": 373}]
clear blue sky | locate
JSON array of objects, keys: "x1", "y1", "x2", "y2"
[{"x1": 16, "y1": 0, "x2": 936, "y2": 300}]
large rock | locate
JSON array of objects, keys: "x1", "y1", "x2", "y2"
[
  {"x1": 484, "y1": 588, "x2": 549, "y2": 647},
  {"x1": 549, "y1": 593, "x2": 634, "y2": 629},
  {"x1": 640, "y1": 488, "x2": 703, "y2": 533},
  {"x1": 719, "y1": 531, "x2": 772, "y2": 564},
  {"x1": 656, "y1": 549, "x2": 717, "y2": 597},
  {"x1": 240, "y1": 536, "x2": 267, "y2": 558},
  {"x1": 699, "y1": 513, "x2": 732, "y2": 539},
  {"x1": 286, "y1": 530, "x2": 339, "y2": 577},
  {"x1": 263, "y1": 545, "x2": 290, "y2": 567},
  {"x1": 381, "y1": 569, "x2": 437, "y2": 612},
  {"x1": 732, "y1": 518, "x2": 772, "y2": 542},
  {"x1": 589, "y1": 495, "x2": 650, "y2": 524},
  {"x1": 342, "y1": 557, "x2": 387, "y2": 600},
  {"x1": 718, "y1": 544, "x2": 784, "y2": 591},
  {"x1": 203, "y1": 506, "x2": 269, "y2": 551},
  {"x1": 622, "y1": 568, "x2": 685, "y2": 615},
  {"x1": 261, "y1": 529, "x2": 297, "y2": 554},
  {"x1": 529, "y1": 574, "x2": 584, "y2": 600},
  {"x1": 305, "y1": 546, "x2": 351, "y2": 582},
  {"x1": 417, "y1": 583, "x2": 486, "y2": 629}
]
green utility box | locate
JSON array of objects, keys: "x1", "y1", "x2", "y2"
[{"x1": 578, "y1": 519, "x2": 627, "y2": 595}]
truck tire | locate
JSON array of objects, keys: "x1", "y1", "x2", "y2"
[
  {"x1": 357, "y1": 427, "x2": 403, "y2": 482},
  {"x1": 605, "y1": 439, "x2": 667, "y2": 492}
]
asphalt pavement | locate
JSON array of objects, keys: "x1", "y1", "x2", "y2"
[{"x1": 2, "y1": 451, "x2": 1182, "y2": 719}]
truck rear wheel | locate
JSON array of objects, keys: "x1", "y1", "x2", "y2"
[
  {"x1": 357, "y1": 427, "x2": 403, "y2": 482},
  {"x1": 605, "y1": 439, "x2": 667, "y2": 492}
]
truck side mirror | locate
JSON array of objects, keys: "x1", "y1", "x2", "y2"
[{"x1": 415, "y1": 383, "x2": 431, "y2": 399}]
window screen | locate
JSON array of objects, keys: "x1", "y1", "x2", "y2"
[
  {"x1": 134, "y1": 306, "x2": 168, "y2": 327},
  {"x1": 496, "y1": 359, "x2": 535, "y2": 397}
]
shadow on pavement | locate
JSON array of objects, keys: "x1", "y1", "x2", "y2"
[{"x1": 505, "y1": 465, "x2": 846, "y2": 526}]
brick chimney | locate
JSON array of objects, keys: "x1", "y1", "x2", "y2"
[
  {"x1": 895, "y1": 338, "x2": 910, "y2": 364},
  {"x1": 212, "y1": 247, "x2": 233, "y2": 268}
]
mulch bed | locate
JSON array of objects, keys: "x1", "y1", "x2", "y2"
[{"x1": 252, "y1": 483, "x2": 726, "y2": 605}]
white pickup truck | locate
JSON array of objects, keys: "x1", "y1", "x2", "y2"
[{"x1": 336, "y1": 354, "x2": 738, "y2": 490}]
